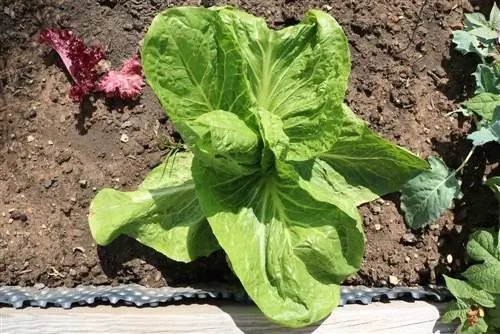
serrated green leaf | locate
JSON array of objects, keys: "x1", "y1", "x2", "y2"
[
  {"x1": 490, "y1": 2, "x2": 500, "y2": 29},
  {"x1": 463, "y1": 93, "x2": 500, "y2": 121},
  {"x1": 474, "y1": 64, "x2": 499, "y2": 94},
  {"x1": 468, "y1": 27, "x2": 498, "y2": 40},
  {"x1": 464, "y1": 12, "x2": 489, "y2": 28},
  {"x1": 400, "y1": 156, "x2": 462, "y2": 229},
  {"x1": 88, "y1": 151, "x2": 220, "y2": 262},
  {"x1": 442, "y1": 300, "x2": 469, "y2": 324},
  {"x1": 462, "y1": 230, "x2": 500, "y2": 294},
  {"x1": 445, "y1": 276, "x2": 496, "y2": 308},
  {"x1": 468, "y1": 108, "x2": 500, "y2": 145}
]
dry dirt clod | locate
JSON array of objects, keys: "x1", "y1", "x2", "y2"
[
  {"x1": 120, "y1": 133, "x2": 129, "y2": 143},
  {"x1": 55, "y1": 149, "x2": 72, "y2": 164}
]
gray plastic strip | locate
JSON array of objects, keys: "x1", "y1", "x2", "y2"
[{"x1": 0, "y1": 284, "x2": 451, "y2": 309}]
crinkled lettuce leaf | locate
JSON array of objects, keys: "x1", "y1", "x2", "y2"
[
  {"x1": 88, "y1": 151, "x2": 219, "y2": 262},
  {"x1": 85, "y1": 7, "x2": 432, "y2": 328}
]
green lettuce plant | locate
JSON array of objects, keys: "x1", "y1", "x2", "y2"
[{"x1": 89, "y1": 7, "x2": 427, "y2": 327}]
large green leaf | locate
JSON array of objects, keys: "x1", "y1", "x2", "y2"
[
  {"x1": 462, "y1": 93, "x2": 500, "y2": 122},
  {"x1": 462, "y1": 230, "x2": 500, "y2": 294},
  {"x1": 142, "y1": 7, "x2": 351, "y2": 162},
  {"x1": 474, "y1": 64, "x2": 500, "y2": 94},
  {"x1": 400, "y1": 156, "x2": 463, "y2": 229},
  {"x1": 192, "y1": 157, "x2": 364, "y2": 327},
  {"x1": 141, "y1": 7, "x2": 256, "y2": 133},
  {"x1": 444, "y1": 276, "x2": 496, "y2": 308},
  {"x1": 88, "y1": 152, "x2": 219, "y2": 262},
  {"x1": 177, "y1": 110, "x2": 262, "y2": 176},
  {"x1": 319, "y1": 105, "x2": 429, "y2": 200}
]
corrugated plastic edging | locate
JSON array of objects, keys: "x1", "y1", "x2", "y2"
[{"x1": 0, "y1": 284, "x2": 452, "y2": 309}]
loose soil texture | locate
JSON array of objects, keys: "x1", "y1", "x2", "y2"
[{"x1": 1, "y1": 0, "x2": 499, "y2": 289}]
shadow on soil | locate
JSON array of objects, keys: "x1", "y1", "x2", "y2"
[{"x1": 97, "y1": 235, "x2": 234, "y2": 285}]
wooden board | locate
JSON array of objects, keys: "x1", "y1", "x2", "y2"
[{"x1": 0, "y1": 300, "x2": 455, "y2": 333}]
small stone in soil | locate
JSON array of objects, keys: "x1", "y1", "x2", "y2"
[
  {"x1": 44, "y1": 179, "x2": 57, "y2": 189},
  {"x1": 401, "y1": 233, "x2": 417, "y2": 244},
  {"x1": 120, "y1": 133, "x2": 129, "y2": 143},
  {"x1": 78, "y1": 265, "x2": 89, "y2": 276},
  {"x1": 405, "y1": 256, "x2": 411, "y2": 263},
  {"x1": 429, "y1": 223, "x2": 439, "y2": 230},
  {"x1": 23, "y1": 109, "x2": 37, "y2": 120},
  {"x1": 69, "y1": 268, "x2": 77, "y2": 276},
  {"x1": 446, "y1": 254, "x2": 453, "y2": 264},
  {"x1": 33, "y1": 283, "x2": 45, "y2": 289},
  {"x1": 388, "y1": 275, "x2": 399, "y2": 285},
  {"x1": 55, "y1": 149, "x2": 72, "y2": 164},
  {"x1": 27, "y1": 135, "x2": 35, "y2": 142},
  {"x1": 374, "y1": 223, "x2": 381, "y2": 231},
  {"x1": 79, "y1": 180, "x2": 88, "y2": 188},
  {"x1": 371, "y1": 205, "x2": 382, "y2": 214}
]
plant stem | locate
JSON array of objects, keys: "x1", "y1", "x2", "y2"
[{"x1": 453, "y1": 146, "x2": 476, "y2": 175}]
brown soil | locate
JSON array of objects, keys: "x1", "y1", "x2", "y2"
[{"x1": 1, "y1": 0, "x2": 498, "y2": 289}]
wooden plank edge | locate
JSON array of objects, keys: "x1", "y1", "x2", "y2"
[{"x1": 0, "y1": 300, "x2": 456, "y2": 333}]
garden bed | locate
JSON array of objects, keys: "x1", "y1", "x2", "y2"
[{"x1": 0, "y1": 0, "x2": 497, "y2": 303}]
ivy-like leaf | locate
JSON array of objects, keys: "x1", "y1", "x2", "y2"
[
  {"x1": 444, "y1": 276, "x2": 496, "y2": 308},
  {"x1": 468, "y1": 107, "x2": 500, "y2": 146},
  {"x1": 474, "y1": 64, "x2": 500, "y2": 94},
  {"x1": 462, "y1": 93, "x2": 500, "y2": 122},
  {"x1": 462, "y1": 230, "x2": 500, "y2": 294},
  {"x1": 453, "y1": 3, "x2": 500, "y2": 59},
  {"x1": 400, "y1": 156, "x2": 463, "y2": 229}
]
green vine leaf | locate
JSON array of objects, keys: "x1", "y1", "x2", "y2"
[{"x1": 400, "y1": 156, "x2": 462, "y2": 229}]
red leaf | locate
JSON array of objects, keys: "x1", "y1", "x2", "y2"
[
  {"x1": 96, "y1": 54, "x2": 145, "y2": 100},
  {"x1": 39, "y1": 29, "x2": 106, "y2": 102}
]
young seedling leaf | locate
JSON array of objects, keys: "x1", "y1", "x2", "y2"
[
  {"x1": 453, "y1": 4, "x2": 500, "y2": 59},
  {"x1": 462, "y1": 93, "x2": 500, "y2": 122},
  {"x1": 400, "y1": 156, "x2": 463, "y2": 229},
  {"x1": 474, "y1": 64, "x2": 500, "y2": 94},
  {"x1": 442, "y1": 300, "x2": 469, "y2": 324},
  {"x1": 88, "y1": 151, "x2": 220, "y2": 262},
  {"x1": 468, "y1": 108, "x2": 500, "y2": 146},
  {"x1": 462, "y1": 230, "x2": 500, "y2": 294},
  {"x1": 490, "y1": 2, "x2": 500, "y2": 29}
]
